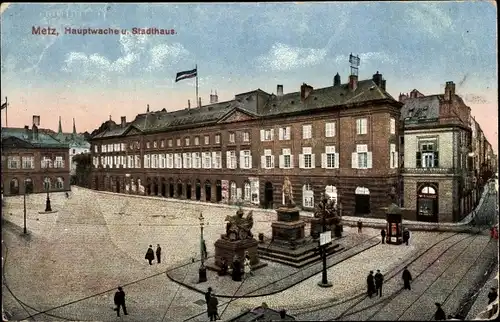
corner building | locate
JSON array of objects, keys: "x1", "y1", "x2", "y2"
[{"x1": 90, "y1": 72, "x2": 402, "y2": 218}]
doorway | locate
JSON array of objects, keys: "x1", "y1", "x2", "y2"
[
  {"x1": 186, "y1": 183, "x2": 192, "y2": 200},
  {"x1": 196, "y1": 180, "x2": 201, "y2": 200},
  {"x1": 216, "y1": 180, "x2": 222, "y2": 202},
  {"x1": 205, "y1": 181, "x2": 211, "y2": 202},
  {"x1": 177, "y1": 181, "x2": 183, "y2": 198},
  {"x1": 264, "y1": 182, "x2": 274, "y2": 209},
  {"x1": 354, "y1": 187, "x2": 370, "y2": 215}
]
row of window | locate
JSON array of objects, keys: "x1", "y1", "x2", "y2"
[
  {"x1": 94, "y1": 118, "x2": 397, "y2": 153},
  {"x1": 9, "y1": 177, "x2": 65, "y2": 190},
  {"x1": 6, "y1": 156, "x2": 65, "y2": 169},
  {"x1": 92, "y1": 144, "x2": 399, "y2": 170}
]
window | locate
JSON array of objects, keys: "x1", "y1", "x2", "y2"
[
  {"x1": 174, "y1": 153, "x2": 182, "y2": 168},
  {"x1": 279, "y1": 127, "x2": 291, "y2": 140},
  {"x1": 72, "y1": 149, "x2": 76, "y2": 154},
  {"x1": 322, "y1": 146, "x2": 339, "y2": 169},
  {"x1": 240, "y1": 150, "x2": 252, "y2": 169},
  {"x1": 94, "y1": 145, "x2": 99, "y2": 153},
  {"x1": 260, "y1": 129, "x2": 274, "y2": 141},
  {"x1": 204, "y1": 135, "x2": 210, "y2": 145},
  {"x1": 146, "y1": 142, "x2": 150, "y2": 149},
  {"x1": 127, "y1": 156, "x2": 134, "y2": 168},
  {"x1": 41, "y1": 156, "x2": 52, "y2": 168},
  {"x1": 302, "y1": 125, "x2": 312, "y2": 139},
  {"x1": 390, "y1": 118, "x2": 396, "y2": 134},
  {"x1": 102, "y1": 145, "x2": 107, "y2": 153},
  {"x1": 54, "y1": 156, "x2": 64, "y2": 168},
  {"x1": 242, "y1": 132, "x2": 250, "y2": 142},
  {"x1": 192, "y1": 152, "x2": 201, "y2": 168},
  {"x1": 121, "y1": 143, "x2": 126, "y2": 151},
  {"x1": 229, "y1": 132, "x2": 235, "y2": 143},
  {"x1": 22, "y1": 156, "x2": 35, "y2": 169},
  {"x1": 194, "y1": 136, "x2": 200, "y2": 145},
  {"x1": 300, "y1": 147, "x2": 315, "y2": 169},
  {"x1": 176, "y1": 138, "x2": 181, "y2": 147},
  {"x1": 8, "y1": 156, "x2": 20, "y2": 169},
  {"x1": 185, "y1": 137, "x2": 190, "y2": 146},
  {"x1": 279, "y1": 148, "x2": 293, "y2": 168},
  {"x1": 153, "y1": 141, "x2": 157, "y2": 148},
  {"x1": 134, "y1": 155, "x2": 141, "y2": 168},
  {"x1": 168, "y1": 139, "x2": 173, "y2": 147},
  {"x1": 215, "y1": 134, "x2": 221, "y2": 144},
  {"x1": 159, "y1": 154, "x2": 166, "y2": 168},
  {"x1": 152, "y1": 154, "x2": 158, "y2": 168},
  {"x1": 226, "y1": 151, "x2": 237, "y2": 169},
  {"x1": 167, "y1": 154, "x2": 174, "y2": 168},
  {"x1": 159, "y1": 140, "x2": 164, "y2": 148},
  {"x1": 302, "y1": 184, "x2": 314, "y2": 208},
  {"x1": 390, "y1": 144, "x2": 398, "y2": 168},
  {"x1": 261, "y1": 149, "x2": 274, "y2": 169},
  {"x1": 244, "y1": 182, "x2": 251, "y2": 201},
  {"x1": 203, "y1": 152, "x2": 212, "y2": 168},
  {"x1": 352, "y1": 144, "x2": 372, "y2": 169},
  {"x1": 356, "y1": 118, "x2": 368, "y2": 135},
  {"x1": 416, "y1": 141, "x2": 438, "y2": 168},
  {"x1": 144, "y1": 154, "x2": 151, "y2": 168},
  {"x1": 212, "y1": 151, "x2": 222, "y2": 168},
  {"x1": 184, "y1": 153, "x2": 192, "y2": 168},
  {"x1": 56, "y1": 177, "x2": 64, "y2": 190},
  {"x1": 325, "y1": 122, "x2": 336, "y2": 137}
]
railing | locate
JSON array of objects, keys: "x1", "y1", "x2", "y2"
[{"x1": 402, "y1": 167, "x2": 455, "y2": 174}]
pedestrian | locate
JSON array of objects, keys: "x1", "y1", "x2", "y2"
[
  {"x1": 113, "y1": 286, "x2": 128, "y2": 317},
  {"x1": 381, "y1": 229, "x2": 386, "y2": 244},
  {"x1": 65, "y1": 192, "x2": 69, "y2": 198},
  {"x1": 434, "y1": 302, "x2": 446, "y2": 320},
  {"x1": 367, "y1": 271, "x2": 376, "y2": 298},
  {"x1": 205, "y1": 287, "x2": 212, "y2": 311},
  {"x1": 244, "y1": 253, "x2": 253, "y2": 277},
  {"x1": 231, "y1": 256, "x2": 242, "y2": 282},
  {"x1": 145, "y1": 245, "x2": 155, "y2": 265},
  {"x1": 488, "y1": 287, "x2": 498, "y2": 304},
  {"x1": 402, "y1": 266, "x2": 412, "y2": 290},
  {"x1": 156, "y1": 244, "x2": 162, "y2": 264},
  {"x1": 218, "y1": 258, "x2": 228, "y2": 276},
  {"x1": 374, "y1": 269, "x2": 384, "y2": 297},
  {"x1": 358, "y1": 220, "x2": 363, "y2": 233},
  {"x1": 403, "y1": 229, "x2": 410, "y2": 246},
  {"x1": 207, "y1": 293, "x2": 219, "y2": 321}
]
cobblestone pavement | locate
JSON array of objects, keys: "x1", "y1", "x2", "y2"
[{"x1": 1, "y1": 187, "x2": 497, "y2": 321}]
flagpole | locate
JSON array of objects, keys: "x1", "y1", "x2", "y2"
[
  {"x1": 4, "y1": 97, "x2": 7, "y2": 127},
  {"x1": 195, "y1": 64, "x2": 199, "y2": 107}
]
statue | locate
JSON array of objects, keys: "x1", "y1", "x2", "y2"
[
  {"x1": 224, "y1": 208, "x2": 254, "y2": 241},
  {"x1": 282, "y1": 176, "x2": 294, "y2": 206},
  {"x1": 314, "y1": 193, "x2": 339, "y2": 222}
]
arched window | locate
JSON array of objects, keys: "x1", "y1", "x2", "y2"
[
  {"x1": 230, "y1": 181, "x2": 237, "y2": 202},
  {"x1": 44, "y1": 177, "x2": 51, "y2": 190},
  {"x1": 420, "y1": 186, "x2": 436, "y2": 194},
  {"x1": 56, "y1": 177, "x2": 64, "y2": 190},
  {"x1": 10, "y1": 178, "x2": 19, "y2": 195},
  {"x1": 302, "y1": 184, "x2": 314, "y2": 208},
  {"x1": 244, "y1": 182, "x2": 251, "y2": 201},
  {"x1": 25, "y1": 178, "x2": 34, "y2": 194}
]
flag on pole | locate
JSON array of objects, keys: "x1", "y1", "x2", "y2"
[{"x1": 175, "y1": 68, "x2": 197, "y2": 82}]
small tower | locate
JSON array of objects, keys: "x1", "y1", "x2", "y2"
[
  {"x1": 334, "y1": 73, "x2": 341, "y2": 86},
  {"x1": 147, "y1": 104, "x2": 150, "y2": 113},
  {"x1": 58, "y1": 116, "x2": 63, "y2": 134}
]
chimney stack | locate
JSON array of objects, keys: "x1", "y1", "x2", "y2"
[
  {"x1": 348, "y1": 75, "x2": 358, "y2": 91},
  {"x1": 198, "y1": 97, "x2": 202, "y2": 108},
  {"x1": 32, "y1": 115, "x2": 40, "y2": 127},
  {"x1": 445, "y1": 81, "x2": 455, "y2": 101},
  {"x1": 300, "y1": 83, "x2": 313, "y2": 101},
  {"x1": 210, "y1": 90, "x2": 219, "y2": 104},
  {"x1": 399, "y1": 93, "x2": 408, "y2": 103},
  {"x1": 333, "y1": 73, "x2": 341, "y2": 86},
  {"x1": 188, "y1": 99, "x2": 191, "y2": 110},
  {"x1": 277, "y1": 85, "x2": 284, "y2": 97},
  {"x1": 121, "y1": 116, "x2": 126, "y2": 127}
]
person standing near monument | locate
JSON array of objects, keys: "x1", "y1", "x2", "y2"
[
  {"x1": 156, "y1": 244, "x2": 162, "y2": 264},
  {"x1": 145, "y1": 245, "x2": 155, "y2": 265},
  {"x1": 244, "y1": 252, "x2": 253, "y2": 277},
  {"x1": 232, "y1": 256, "x2": 243, "y2": 281}
]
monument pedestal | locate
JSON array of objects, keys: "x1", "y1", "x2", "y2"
[
  {"x1": 271, "y1": 206, "x2": 306, "y2": 248},
  {"x1": 206, "y1": 238, "x2": 267, "y2": 272}
]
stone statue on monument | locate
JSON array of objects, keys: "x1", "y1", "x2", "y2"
[
  {"x1": 282, "y1": 176, "x2": 295, "y2": 207},
  {"x1": 224, "y1": 208, "x2": 254, "y2": 241}
]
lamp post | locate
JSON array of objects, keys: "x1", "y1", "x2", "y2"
[
  {"x1": 317, "y1": 194, "x2": 332, "y2": 288},
  {"x1": 44, "y1": 177, "x2": 52, "y2": 212},
  {"x1": 198, "y1": 212, "x2": 207, "y2": 283},
  {"x1": 23, "y1": 179, "x2": 28, "y2": 234}
]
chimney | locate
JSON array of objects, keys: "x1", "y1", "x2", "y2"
[
  {"x1": 333, "y1": 73, "x2": 341, "y2": 87},
  {"x1": 399, "y1": 93, "x2": 408, "y2": 103},
  {"x1": 381, "y1": 79, "x2": 386, "y2": 91},
  {"x1": 300, "y1": 83, "x2": 313, "y2": 101},
  {"x1": 32, "y1": 124, "x2": 39, "y2": 140},
  {"x1": 372, "y1": 71, "x2": 383, "y2": 87},
  {"x1": 277, "y1": 85, "x2": 284, "y2": 97},
  {"x1": 210, "y1": 90, "x2": 219, "y2": 104},
  {"x1": 188, "y1": 99, "x2": 191, "y2": 110},
  {"x1": 32, "y1": 115, "x2": 40, "y2": 127},
  {"x1": 348, "y1": 75, "x2": 358, "y2": 91},
  {"x1": 198, "y1": 97, "x2": 202, "y2": 108},
  {"x1": 445, "y1": 81, "x2": 455, "y2": 101},
  {"x1": 121, "y1": 116, "x2": 126, "y2": 127}
]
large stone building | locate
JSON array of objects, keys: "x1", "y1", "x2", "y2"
[
  {"x1": 399, "y1": 81, "x2": 493, "y2": 222},
  {"x1": 1, "y1": 124, "x2": 71, "y2": 196},
  {"x1": 89, "y1": 71, "x2": 403, "y2": 218}
]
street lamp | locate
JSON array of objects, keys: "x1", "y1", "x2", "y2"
[
  {"x1": 317, "y1": 194, "x2": 332, "y2": 288},
  {"x1": 23, "y1": 179, "x2": 29, "y2": 234},
  {"x1": 198, "y1": 212, "x2": 207, "y2": 283},
  {"x1": 44, "y1": 177, "x2": 52, "y2": 212}
]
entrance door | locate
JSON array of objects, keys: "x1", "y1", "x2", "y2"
[
  {"x1": 10, "y1": 179, "x2": 19, "y2": 195},
  {"x1": 264, "y1": 182, "x2": 274, "y2": 209},
  {"x1": 205, "y1": 182, "x2": 211, "y2": 202},
  {"x1": 153, "y1": 181, "x2": 158, "y2": 196},
  {"x1": 25, "y1": 178, "x2": 34, "y2": 194},
  {"x1": 169, "y1": 182, "x2": 174, "y2": 197},
  {"x1": 216, "y1": 180, "x2": 222, "y2": 202},
  {"x1": 186, "y1": 183, "x2": 192, "y2": 200},
  {"x1": 161, "y1": 181, "x2": 167, "y2": 197},
  {"x1": 354, "y1": 187, "x2": 370, "y2": 215},
  {"x1": 417, "y1": 185, "x2": 438, "y2": 222},
  {"x1": 196, "y1": 181, "x2": 201, "y2": 200},
  {"x1": 116, "y1": 180, "x2": 121, "y2": 193},
  {"x1": 177, "y1": 182, "x2": 183, "y2": 198}
]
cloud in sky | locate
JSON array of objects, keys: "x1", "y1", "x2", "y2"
[
  {"x1": 406, "y1": 3, "x2": 455, "y2": 39},
  {"x1": 256, "y1": 43, "x2": 328, "y2": 72}
]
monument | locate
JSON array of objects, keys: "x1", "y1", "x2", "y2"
[
  {"x1": 257, "y1": 178, "x2": 342, "y2": 268},
  {"x1": 310, "y1": 196, "x2": 342, "y2": 239},
  {"x1": 206, "y1": 208, "x2": 266, "y2": 272}
]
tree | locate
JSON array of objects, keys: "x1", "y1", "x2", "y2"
[{"x1": 73, "y1": 153, "x2": 92, "y2": 188}]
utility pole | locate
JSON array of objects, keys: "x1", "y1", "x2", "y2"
[
  {"x1": 318, "y1": 194, "x2": 332, "y2": 288},
  {"x1": 23, "y1": 182, "x2": 27, "y2": 234}
]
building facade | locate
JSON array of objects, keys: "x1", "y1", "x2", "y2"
[
  {"x1": 89, "y1": 71, "x2": 403, "y2": 218},
  {"x1": 1, "y1": 125, "x2": 71, "y2": 196},
  {"x1": 399, "y1": 81, "x2": 488, "y2": 222}
]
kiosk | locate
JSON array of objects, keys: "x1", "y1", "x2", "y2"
[{"x1": 386, "y1": 203, "x2": 403, "y2": 245}]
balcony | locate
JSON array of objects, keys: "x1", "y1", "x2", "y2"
[{"x1": 402, "y1": 167, "x2": 455, "y2": 175}]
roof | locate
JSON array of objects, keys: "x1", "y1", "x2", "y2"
[
  {"x1": 226, "y1": 306, "x2": 296, "y2": 321},
  {"x1": 91, "y1": 78, "x2": 399, "y2": 140},
  {"x1": 400, "y1": 95, "x2": 441, "y2": 121},
  {"x1": 1, "y1": 127, "x2": 70, "y2": 149}
]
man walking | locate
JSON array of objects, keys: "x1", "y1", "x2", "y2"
[
  {"x1": 402, "y1": 266, "x2": 412, "y2": 290},
  {"x1": 357, "y1": 220, "x2": 363, "y2": 233},
  {"x1": 207, "y1": 293, "x2": 219, "y2": 321},
  {"x1": 403, "y1": 229, "x2": 410, "y2": 246},
  {"x1": 374, "y1": 269, "x2": 384, "y2": 297},
  {"x1": 113, "y1": 286, "x2": 128, "y2": 317},
  {"x1": 381, "y1": 229, "x2": 386, "y2": 244},
  {"x1": 205, "y1": 287, "x2": 212, "y2": 311},
  {"x1": 367, "y1": 271, "x2": 376, "y2": 298},
  {"x1": 156, "y1": 244, "x2": 162, "y2": 264},
  {"x1": 145, "y1": 245, "x2": 155, "y2": 265}
]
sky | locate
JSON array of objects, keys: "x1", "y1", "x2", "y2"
[{"x1": 0, "y1": 2, "x2": 498, "y2": 152}]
